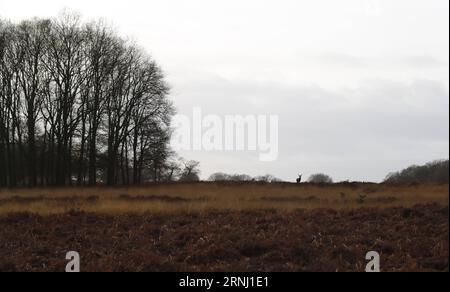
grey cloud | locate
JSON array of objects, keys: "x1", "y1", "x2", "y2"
[
  {"x1": 172, "y1": 75, "x2": 449, "y2": 182},
  {"x1": 305, "y1": 52, "x2": 370, "y2": 67},
  {"x1": 399, "y1": 56, "x2": 449, "y2": 68},
  {"x1": 303, "y1": 51, "x2": 448, "y2": 69}
]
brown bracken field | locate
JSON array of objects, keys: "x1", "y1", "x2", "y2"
[{"x1": 0, "y1": 182, "x2": 448, "y2": 272}]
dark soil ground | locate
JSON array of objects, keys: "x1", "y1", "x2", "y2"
[{"x1": 0, "y1": 204, "x2": 448, "y2": 272}]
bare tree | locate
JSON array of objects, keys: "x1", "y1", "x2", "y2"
[
  {"x1": 255, "y1": 174, "x2": 283, "y2": 183},
  {"x1": 179, "y1": 160, "x2": 201, "y2": 182},
  {"x1": 42, "y1": 13, "x2": 86, "y2": 185},
  {"x1": 14, "y1": 19, "x2": 51, "y2": 186},
  {"x1": 308, "y1": 173, "x2": 333, "y2": 184},
  {"x1": 0, "y1": 20, "x2": 23, "y2": 187},
  {"x1": 0, "y1": 13, "x2": 175, "y2": 187},
  {"x1": 384, "y1": 159, "x2": 449, "y2": 184},
  {"x1": 163, "y1": 156, "x2": 182, "y2": 182},
  {"x1": 0, "y1": 19, "x2": 9, "y2": 187},
  {"x1": 83, "y1": 21, "x2": 118, "y2": 185},
  {"x1": 208, "y1": 173, "x2": 253, "y2": 182}
]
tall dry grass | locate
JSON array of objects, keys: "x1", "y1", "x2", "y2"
[{"x1": 0, "y1": 182, "x2": 448, "y2": 215}]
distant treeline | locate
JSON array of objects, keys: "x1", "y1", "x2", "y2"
[
  {"x1": 208, "y1": 159, "x2": 449, "y2": 185},
  {"x1": 208, "y1": 173, "x2": 283, "y2": 183},
  {"x1": 384, "y1": 159, "x2": 449, "y2": 184},
  {"x1": 0, "y1": 14, "x2": 175, "y2": 187}
]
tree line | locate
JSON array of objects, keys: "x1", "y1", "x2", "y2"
[
  {"x1": 0, "y1": 13, "x2": 178, "y2": 187},
  {"x1": 209, "y1": 160, "x2": 450, "y2": 184},
  {"x1": 208, "y1": 172, "x2": 283, "y2": 183},
  {"x1": 208, "y1": 172, "x2": 333, "y2": 183},
  {"x1": 384, "y1": 159, "x2": 449, "y2": 184}
]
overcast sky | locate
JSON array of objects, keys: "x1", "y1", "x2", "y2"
[{"x1": 1, "y1": 0, "x2": 449, "y2": 182}]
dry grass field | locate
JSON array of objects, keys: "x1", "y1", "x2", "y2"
[
  {"x1": 0, "y1": 182, "x2": 448, "y2": 215},
  {"x1": 0, "y1": 182, "x2": 448, "y2": 272}
]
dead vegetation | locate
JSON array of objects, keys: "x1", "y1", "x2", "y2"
[
  {"x1": 0, "y1": 182, "x2": 447, "y2": 215},
  {"x1": 0, "y1": 204, "x2": 447, "y2": 272},
  {"x1": 0, "y1": 183, "x2": 448, "y2": 272}
]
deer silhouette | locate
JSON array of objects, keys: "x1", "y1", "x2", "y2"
[{"x1": 296, "y1": 174, "x2": 303, "y2": 184}]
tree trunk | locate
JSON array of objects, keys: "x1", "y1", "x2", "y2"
[{"x1": 27, "y1": 114, "x2": 37, "y2": 187}]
